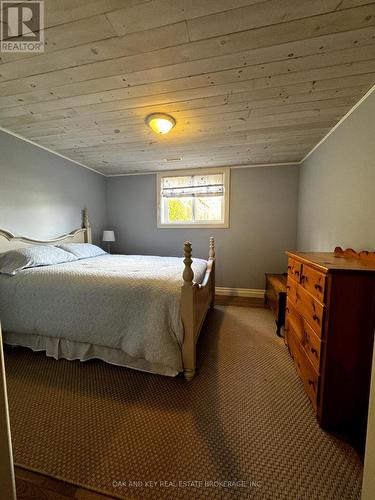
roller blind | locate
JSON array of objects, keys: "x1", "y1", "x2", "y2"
[{"x1": 161, "y1": 173, "x2": 224, "y2": 198}]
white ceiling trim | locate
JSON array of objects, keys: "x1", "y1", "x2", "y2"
[{"x1": 231, "y1": 162, "x2": 298, "y2": 169}]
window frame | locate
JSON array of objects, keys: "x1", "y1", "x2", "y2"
[{"x1": 156, "y1": 167, "x2": 230, "y2": 229}]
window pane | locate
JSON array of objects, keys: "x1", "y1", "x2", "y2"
[
  {"x1": 158, "y1": 169, "x2": 228, "y2": 227},
  {"x1": 195, "y1": 196, "x2": 223, "y2": 222},
  {"x1": 166, "y1": 198, "x2": 193, "y2": 223}
]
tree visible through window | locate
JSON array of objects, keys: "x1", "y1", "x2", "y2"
[
  {"x1": 157, "y1": 169, "x2": 229, "y2": 227},
  {"x1": 167, "y1": 199, "x2": 193, "y2": 222}
]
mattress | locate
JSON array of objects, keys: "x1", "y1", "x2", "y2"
[{"x1": 0, "y1": 254, "x2": 207, "y2": 376}]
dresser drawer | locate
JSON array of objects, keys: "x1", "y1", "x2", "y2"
[
  {"x1": 301, "y1": 320, "x2": 321, "y2": 373},
  {"x1": 286, "y1": 299, "x2": 303, "y2": 341},
  {"x1": 286, "y1": 299, "x2": 322, "y2": 372},
  {"x1": 287, "y1": 324, "x2": 319, "y2": 410},
  {"x1": 301, "y1": 265, "x2": 326, "y2": 303},
  {"x1": 286, "y1": 277, "x2": 298, "y2": 305},
  {"x1": 287, "y1": 258, "x2": 302, "y2": 282},
  {"x1": 294, "y1": 284, "x2": 324, "y2": 338}
]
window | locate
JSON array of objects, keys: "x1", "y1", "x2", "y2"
[{"x1": 157, "y1": 168, "x2": 230, "y2": 228}]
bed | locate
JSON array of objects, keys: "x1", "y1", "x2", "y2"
[{"x1": 0, "y1": 210, "x2": 216, "y2": 380}]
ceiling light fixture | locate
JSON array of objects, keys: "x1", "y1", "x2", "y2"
[{"x1": 146, "y1": 113, "x2": 176, "y2": 134}]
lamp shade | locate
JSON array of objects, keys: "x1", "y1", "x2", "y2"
[{"x1": 102, "y1": 230, "x2": 115, "y2": 242}]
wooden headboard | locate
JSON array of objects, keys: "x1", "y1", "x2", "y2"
[{"x1": 0, "y1": 209, "x2": 92, "y2": 253}]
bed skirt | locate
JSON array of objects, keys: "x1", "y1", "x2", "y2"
[{"x1": 3, "y1": 332, "x2": 178, "y2": 377}]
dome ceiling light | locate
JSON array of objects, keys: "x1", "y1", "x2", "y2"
[{"x1": 145, "y1": 113, "x2": 176, "y2": 134}]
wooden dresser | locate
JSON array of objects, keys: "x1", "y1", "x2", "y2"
[{"x1": 285, "y1": 248, "x2": 375, "y2": 450}]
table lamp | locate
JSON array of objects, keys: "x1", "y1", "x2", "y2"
[{"x1": 102, "y1": 230, "x2": 115, "y2": 253}]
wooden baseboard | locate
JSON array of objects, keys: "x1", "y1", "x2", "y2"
[
  {"x1": 215, "y1": 287, "x2": 265, "y2": 307},
  {"x1": 215, "y1": 295, "x2": 264, "y2": 307},
  {"x1": 215, "y1": 287, "x2": 264, "y2": 298}
]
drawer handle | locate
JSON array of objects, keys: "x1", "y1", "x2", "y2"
[
  {"x1": 308, "y1": 379, "x2": 316, "y2": 388},
  {"x1": 286, "y1": 285, "x2": 290, "y2": 290},
  {"x1": 314, "y1": 284, "x2": 322, "y2": 291},
  {"x1": 294, "y1": 270, "x2": 300, "y2": 276},
  {"x1": 301, "y1": 275, "x2": 308, "y2": 283},
  {"x1": 312, "y1": 314, "x2": 320, "y2": 324},
  {"x1": 310, "y1": 347, "x2": 318, "y2": 357}
]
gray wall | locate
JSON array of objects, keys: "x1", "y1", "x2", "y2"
[
  {"x1": 0, "y1": 130, "x2": 107, "y2": 243},
  {"x1": 297, "y1": 90, "x2": 375, "y2": 251},
  {"x1": 107, "y1": 166, "x2": 299, "y2": 289}
]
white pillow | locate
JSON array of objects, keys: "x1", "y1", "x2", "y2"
[
  {"x1": 57, "y1": 243, "x2": 107, "y2": 259},
  {"x1": 0, "y1": 246, "x2": 77, "y2": 276}
]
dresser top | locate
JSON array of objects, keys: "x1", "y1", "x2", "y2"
[{"x1": 286, "y1": 251, "x2": 375, "y2": 273}]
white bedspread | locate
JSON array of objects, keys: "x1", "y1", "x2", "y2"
[{"x1": 0, "y1": 254, "x2": 207, "y2": 376}]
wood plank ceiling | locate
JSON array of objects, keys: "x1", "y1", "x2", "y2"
[{"x1": 0, "y1": 0, "x2": 375, "y2": 175}]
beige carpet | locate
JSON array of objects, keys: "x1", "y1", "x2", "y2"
[{"x1": 5, "y1": 306, "x2": 362, "y2": 499}]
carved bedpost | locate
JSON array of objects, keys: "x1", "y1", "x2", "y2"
[
  {"x1": 81, "y1": 208, "x2": 92, "y2": 244},
  {"x1": 181, "y1": 241, "x2": 196, "y2": 381},
  {"x1": 209, "y1": 237, "x2": 216, "y2": 308},
  {"x1": 209, "y1": 237, "x2": 215, "y2": 259},
  {"x1": 81, "y1": 208, "x2": 89, "y2": 229},
  {"x1": 183, "y1": 241, "x2": 194, "y2": 286},
  {"x1": 181, "y1": 238, "x2": 217, "y2": 381}
]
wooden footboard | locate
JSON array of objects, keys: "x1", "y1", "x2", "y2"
[{"x1": 181, "y1": 238, "x2": 215, "y2": 381}]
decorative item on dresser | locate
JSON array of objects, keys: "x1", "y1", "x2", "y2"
[
  {"x1": 264, "y1": 273, "x2": 287, "y2": 336},
  {"x1": 285, "y1": 247, "x2": 375, "y2": 452}
]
